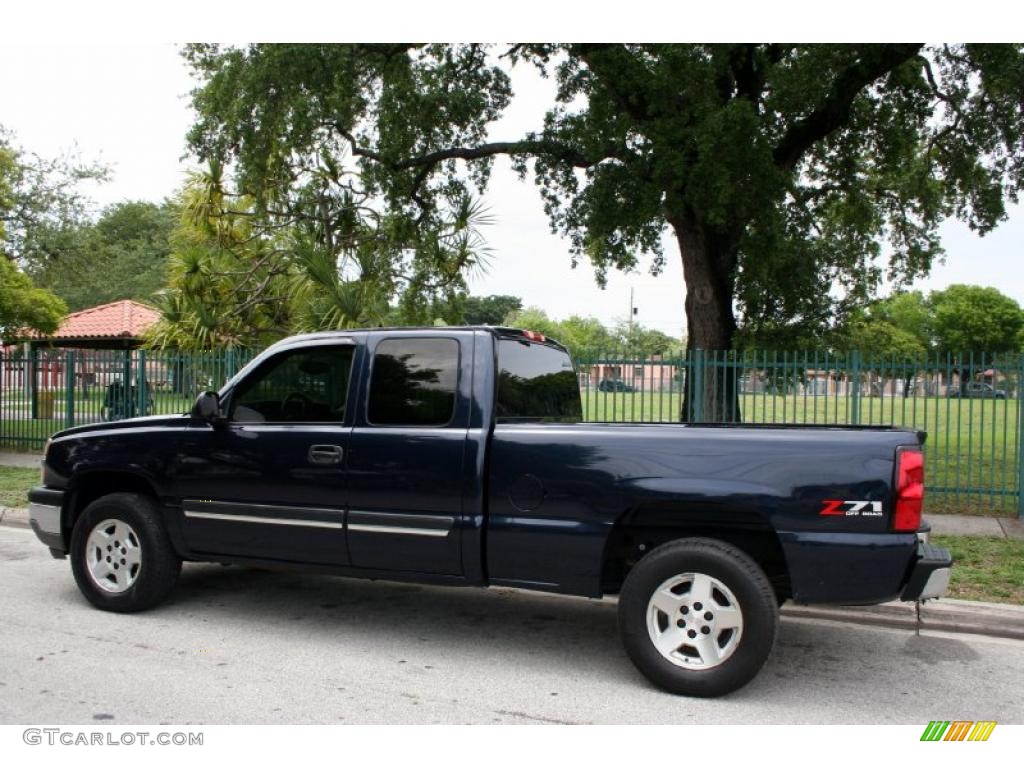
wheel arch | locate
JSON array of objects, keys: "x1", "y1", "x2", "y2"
[
  {"x1": 64, "y1": 471, "x2": 161, "y2": 540},
  {"x1": 600, "y1": 502, "x2": 791, "y2": 601}
]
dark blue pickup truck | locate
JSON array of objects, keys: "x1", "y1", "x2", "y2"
[{"x1": 28, "y1": 327, "x2": 951, "y2": 697}]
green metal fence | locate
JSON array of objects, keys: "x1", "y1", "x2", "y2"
[
  {"x1": 1, "y1": 346, "x2": 1021, "y2": 518},
  {"x1": 0, "y1": 347, "x2": 255, "y2": 450}
]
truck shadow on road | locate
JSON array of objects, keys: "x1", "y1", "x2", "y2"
[
  {"x1": 144, "y1": 562, "x2": 1002, "y2": 712},
  {"x1": 171, "y1": 562, "x2": 628, "y2": 669}
]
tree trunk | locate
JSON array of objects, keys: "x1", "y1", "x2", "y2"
[{"x1": 667, "y1": 208, "x2": 741, "y2": 423}]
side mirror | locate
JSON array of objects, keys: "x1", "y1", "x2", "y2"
[{"x1": 191, "y1": 391, "x2": 224, "y2": 424}]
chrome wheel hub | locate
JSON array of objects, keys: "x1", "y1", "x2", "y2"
[
  {"x1": 646, "y1": 572, "x2": 743, "y2": 669},
  {"x1": 85, "y1": 518, "x2": 142, "y2": 593}
]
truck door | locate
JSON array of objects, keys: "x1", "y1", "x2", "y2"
[
  {"x1": 174, "y1": 341, "x2": 357, "y2": 566},
  {"x1": 345, "y1": 333, "x2": 470, "y2": 575}
]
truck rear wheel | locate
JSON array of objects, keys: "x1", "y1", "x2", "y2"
[
  {"x1": 618, "y1": 538, "x2": 778, "y2": 697},
  {"x1": 70, "y1": 493, "x2": 181, "y2": 613}
]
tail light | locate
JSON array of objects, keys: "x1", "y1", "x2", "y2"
[
  {"x1": 522, "y1": 330, "x2": 546, "y2": 342},
  {"x1": 893, "y1": 448, "x2": 924, "y2": 532}
]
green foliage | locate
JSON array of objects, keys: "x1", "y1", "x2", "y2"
[
  {"x1": 0, "y1": 125, "x2": 108, "y2": 264},
  {"x1": 612, "y1": 320, "x2": 683, "y2": 357},
  {"x1": 868, "y1": 291, "x2": 931, "y2": 349},
  {"x1": 462, "y1": 294, "x2": 523, "y2": 325},
  {"x1": 833, "y1": 285, "x2": 1024, "y2": 359},
  {"x1": 146, "y1": 175, "x2": 295, "y2": 349},
  {"x1": 173, "y1": 45, "x2": 497, "y2": 346},
  {"x1": 0, "y1": 256, "x2": 67, "y2": 338},
  {"x1": 147, "y1": 165, "x2": 492, "y2": 349},
  {"x1": 558, "y1": 315, "x2": 618, "y2": 357},
  {"x1": 930, "y1": 284, "x2": 1024, "y2": 354},
  {"x1": 0, "y1": 128, "x2": 81, "y2": 338},
  {"x1": 503, "y1": 306, "x2": 681, "y2": 358},
  {"x1": 0, "y1": 146, "x2": 16, "y2": 245},
  {"x1": 835, "y1": 318, "x2": 928, "y2": 360},
  {"x1": 503, "y1": 307, "x2": 563, "y2": 338},
  {"x1": 27, "y1": 201, "x2": 175, "y2": 311},
  {"x1": 183, "y1": 44, "x2": 1024, "y2": 358}
]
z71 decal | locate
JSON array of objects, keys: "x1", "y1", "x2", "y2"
[{"x1": 820, "y1": 499, "x2": 884, "y2": 517}]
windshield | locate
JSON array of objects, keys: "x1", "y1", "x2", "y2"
[{"x1": 495, "y1": 339, "x2": 582, "y2": 422}]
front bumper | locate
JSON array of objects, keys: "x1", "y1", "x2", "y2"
[
  {"x1": 28, "y1": 486, "x2": 67, "y2": 555},
  {"x1": 900, "y1": 542, "x2": 953, "y2": 601}
]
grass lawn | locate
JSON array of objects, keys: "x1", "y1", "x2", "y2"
[
  {"x1": 932, "y1": 534, "x2": 1024, "y2": 605},
  {"x1": 0, "y1": 466, "x2": 38, "y2": 508}
]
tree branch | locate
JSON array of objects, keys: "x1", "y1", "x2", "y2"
[
  {"x1": 731, "y1": 44, "x2": 767, "y2": 108},
  {"x1": 334, "y1": 122, "x2": 619, "y2": 190},
  {"x1": 772, "y1": 44, "x2": 924, "y2": 170}
]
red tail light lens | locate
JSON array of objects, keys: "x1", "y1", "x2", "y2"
[
  {"x1": 522, "y1": 330, "x2": 546, "y2": 342},
  {"x1": 893, "y1": 448, "x2": 924, "y2": 532}
]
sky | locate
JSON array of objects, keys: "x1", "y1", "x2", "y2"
[{"x1": 1, "y1": 42, "x2": 1022, "y2": 338}]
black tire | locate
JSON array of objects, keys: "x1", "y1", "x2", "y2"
[
  {"x1": 70, "y1": 492, "x2": 181, "y2": 613},
  {"x1": 618, "y1": 538, "x2": 779, "y2": 697}
]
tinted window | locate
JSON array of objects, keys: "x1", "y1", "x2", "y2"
[
  {"x1": 368, "y1": 338, "x2": 459, "y2": 426},
  {"x1": 230, "y1": 346, "x2": 354, "y2": 423},
  {"x1": 496, "y1": 339, "x2": 582, "y2": 422}
]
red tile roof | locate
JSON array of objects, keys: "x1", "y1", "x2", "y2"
[{"x1": 50, "y1": 300, "x2": 160, "y2": 340}]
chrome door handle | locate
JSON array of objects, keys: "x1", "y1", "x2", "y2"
[{"x1": 308, "y1": 444, "x2": 344, "y2": 465}]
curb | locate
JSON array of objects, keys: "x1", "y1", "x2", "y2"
[
  {"x1": 0, "y1": 505, "x2": 28, "y2": 528},
  {"x1": 782, "y1": 599, "x2": 1024, "y2": 641}
]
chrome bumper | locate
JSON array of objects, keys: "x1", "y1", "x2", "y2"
[
  {"x1": 29, "y1": 502, "x2": 61, "y2": 536},
  {"x1": 901, "y1": 542, "x2": 954, "y2": 601},
  {"x1": 918, "y1": 566, "x2": 952, "y2": 601},
  {"x1": 27, "y1": 486, "x2": 67, "y2": 555}
]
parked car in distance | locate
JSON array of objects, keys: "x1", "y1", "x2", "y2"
[
  {"x1": 597, "y1": 378, "x2": 635, "y2": 392},
  {"x1": 947, "y1": 382, "x2": 1007, "y2": 399},
  {"x1": 28, "y1": 326, "x2": 949, "y2": 698}
]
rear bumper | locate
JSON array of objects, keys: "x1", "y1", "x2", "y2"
[
  {"x1": 28, "y1": 486, "x2": 67, "y2": 554},
  {"x1": 900, "y1": 542, "x2": 953, "y2": 601}
]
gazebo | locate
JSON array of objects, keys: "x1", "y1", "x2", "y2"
[
  {"x1": 32, "y1": 299, "x2": 160, "y2": 351},
  {"x1": 4, "y1": 300, "x2": 160, "y2": 420}
]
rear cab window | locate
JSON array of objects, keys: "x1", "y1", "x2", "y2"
[
  {"x1": 367, "y1": 338, "x2": 460, "y2": 426},
  {"x1": 495, "y1": 337, "x2": 582, "y2": 423}
]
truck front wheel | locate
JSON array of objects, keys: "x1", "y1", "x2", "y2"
[
  {"x1": 618, "y1": 538, "x2": 779, "y2": 697},
  {"x1": 70, "y1": 493, "x2": 181, "y2": 613}
]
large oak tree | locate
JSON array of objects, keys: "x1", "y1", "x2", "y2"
[{"x1": 183, "y1": 43, "x2": 1024, "y2": 418}]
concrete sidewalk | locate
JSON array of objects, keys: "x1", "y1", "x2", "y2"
[
  {"x1": 928, "y1": 513, "x2": 1024, "y2": 540},
  {"x1": 0, "y1": 451, "x2": 42, "y2": 469}
]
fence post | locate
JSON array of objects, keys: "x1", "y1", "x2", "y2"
[
  {"x1": 1018, "y1": 354, "x2": 1024, "y2": 520},
  {"x1": 122, "y1": 349, "x2": 132, "y2": 417},
  {"x1": 692, "y1": 348, "x2": 705, "y2": 423},
  {"x1": 64, "y1": 350, "x2": 75, "y2": 429},
  {"x1": 850, "y1": 349, "x2": 862, "y2": 425},
  {"x1": 29, "y1": 345, "x2": 39, "y2": 420},
  {"x1": 136, "y1": 349, "x2": 147, "y2": 416}
]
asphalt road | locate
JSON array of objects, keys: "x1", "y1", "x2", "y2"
[{"x1": 1, "y1": 525, "x2": 1022, "y2": 725}]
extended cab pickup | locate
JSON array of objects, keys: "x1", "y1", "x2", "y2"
[{"x1": 28, "y1": 327, "x2": 951, "y2": 697}]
